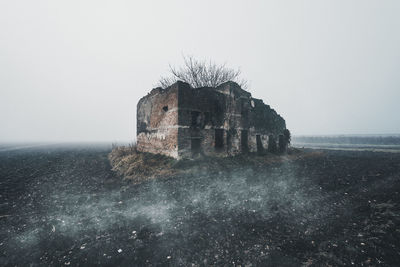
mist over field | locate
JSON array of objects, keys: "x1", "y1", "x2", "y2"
[
  {"x1": 1, "y1": 143, "x2": 400, "y2": 265},
  {"x1": 1, "y1": 144, "x2": 324, "y2": 265}
]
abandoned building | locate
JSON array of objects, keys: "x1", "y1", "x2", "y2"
[{"x1": 137, "y1": 81, "x2": 287, "y2": 159}]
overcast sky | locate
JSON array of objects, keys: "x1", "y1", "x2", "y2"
[{"x1": 1, "y1": 0, "x2": 399, "y2": 142}]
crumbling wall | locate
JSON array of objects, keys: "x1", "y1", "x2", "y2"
[
  {"x1": 137, "y1": 81, "x2": 287, "y2": 159},
  {"x1": 176, "y1": 81, "x2": 286, "y2": 158},
  {"x1": 177, "y1": 83, "x2": 230, "y2": 158},
  {"x1": 136, "y1": 84, "x2": 180, "y2": 158}
]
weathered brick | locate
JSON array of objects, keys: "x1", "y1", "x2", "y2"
[{"x1": 137, "y1": 81, "x2": 287, "y2": 159}]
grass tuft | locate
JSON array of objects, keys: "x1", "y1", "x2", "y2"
[{"x1": 109, "y1": 144, "x2": 307, "y2": 184}]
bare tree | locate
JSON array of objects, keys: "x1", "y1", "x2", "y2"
[{"x1": 158, "y1": 55, "x2": 248, "y2": 89}]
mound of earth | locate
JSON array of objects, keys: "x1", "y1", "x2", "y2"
[{"x1": 108, "y1": 145, "x2": 306, "y2": 183}]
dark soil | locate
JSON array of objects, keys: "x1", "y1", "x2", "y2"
[{"x1": 1, "y1": 144, "x2": 400, "y2": 266}]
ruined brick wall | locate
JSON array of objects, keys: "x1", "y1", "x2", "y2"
[
  {"x1": 177, "y1": 83, "x2": 227, "y2": 158},
  {"x1": 136, "y1": 84, "x2": 179, "y2": 158},
  {"x1": 137, "y1": 81, "x2": 287, "y2": 159},
  {"x1": 176, "y1": 81, "x2": 286, "y2": 158}
]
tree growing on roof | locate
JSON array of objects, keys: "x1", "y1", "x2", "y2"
[{"x1": 158, "y1": 55, "x2": 248, "y2": 89}]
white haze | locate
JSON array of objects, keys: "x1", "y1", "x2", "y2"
[
  {"x1": 11, "y1": 156, "x2": 329, "y2": 264},
  {"x1": 0, "y1": 0, "x2": 399, "y2": 142}
]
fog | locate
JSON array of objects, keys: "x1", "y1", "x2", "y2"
[
  {"x1": 2, "y1": 144, "x2": 329, "y2": 265},
  {"x1": 15, "y1": 164, "x2": 325, "y2": 242},
  {"x1": 1, "y1": 0, "x2": 399, "y2": 142}
]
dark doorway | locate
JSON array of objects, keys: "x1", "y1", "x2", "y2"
[
  {"x1": 191, "y1": 138, "x2": 201, "y2": 156},
  {"x1": 268, "y1": 135, "x2": 277, "y2": 153},
  {"x1": 215, "y1": 129, "x2": 224, "y2": 151},
  {"x1": 204, "y1": 112, "x2": 211, "y2": 125},
  {"x1": 278, "y1": 134, "x2": 286, "y2": 153},
  {"x1": 241, "y1": 130, "x2": 249, "y2": 153},
  {"x1": 191, "y1": 111, "x2": 201, "y2": 127},
  {"x1": 226, "y1": 130, "x2": 232, "y2": 152},
  {"x1": 256, "y1": 135, "x2": 264, "y2": 154}
]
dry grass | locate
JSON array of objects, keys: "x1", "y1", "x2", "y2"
[
  {"x1": 109, "y1": 144, "x2": 311, "y2": 184},
  {"x1": 108, "y1": 143, "x2": 178, "y2": 184}
]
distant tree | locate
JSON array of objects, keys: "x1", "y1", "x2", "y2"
[{"x1": 158, "y1": 55, "x2": 248, "y2": 89}]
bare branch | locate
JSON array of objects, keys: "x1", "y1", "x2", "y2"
[{"x1": 157, "y1": 55, "x2": 248, "y2": 90}]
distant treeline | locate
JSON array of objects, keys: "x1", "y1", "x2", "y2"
[{"x1": 292, "y1": 136, "x2": 400, "y2": 145}]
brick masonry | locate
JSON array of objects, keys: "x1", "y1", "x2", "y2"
[{"x1": 137, "y1": 81, "x2": 287, "y2": 159}]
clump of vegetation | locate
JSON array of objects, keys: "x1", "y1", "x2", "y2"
[
  {"x1": 109, "y1": 143, "x2": 306, "y2": 184},
  {"x1": 158, "y1": 55, "x2": 248, "y2": 89},
  {"x1": 108, "y1": 143, "x2": 177, "y2": 184}
]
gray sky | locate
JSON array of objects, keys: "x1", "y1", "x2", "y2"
[{"x1": 1, "y1": 0, "x2": 399, "y2": 142}]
